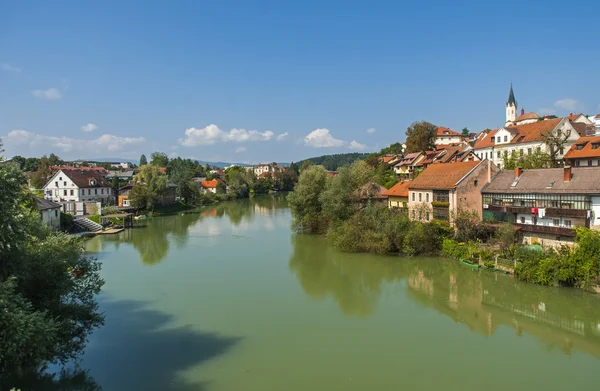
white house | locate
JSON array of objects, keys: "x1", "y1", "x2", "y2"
[
  {"x1": 43, "y1": 169, "x2": 112, "y2": 203},
  {"x1": 435, "y1": 127, "x2": 463, "y2": 146},
  {"x1": 252, "y1": 163, "x2": 281, "y2": 176},
  {"x1": 37, "y1": 198, "x2": 62, "y2": 229},
  {"x1": 473, "y1": 117, "x2": 580, "y2": 169}
]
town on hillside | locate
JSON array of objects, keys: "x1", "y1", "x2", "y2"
[{"x1": 3, "y1": 84, "x2": 600, "y2": 247}]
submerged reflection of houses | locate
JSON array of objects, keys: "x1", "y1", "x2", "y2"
[{"x1": 407, "y1": 267, "x2": 600, "y2": 358}]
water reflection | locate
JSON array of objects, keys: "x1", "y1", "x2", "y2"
[
  {"x1": 289, "y1": 234, "x2": 600, "y2": 358},
  {"x1": 87, "y1": 195, "x2": 288, "y2": 265}
]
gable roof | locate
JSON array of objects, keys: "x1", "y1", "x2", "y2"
[
  {"x1": 436, "y1": 127, "x2": 461, "y2": 137},
  {"x1": 570, "y1": 122, "x2": 595, "y2": 137},
  {"x1": 200, "y1": 179, "x2": 222, "y2": 188},
  {"x1": 514, "y1": 112, "x2": 540, "y2": 122},
  {"x1": 394, "y1": 152, "x2": 423, "y2": 167},
  {"x1": 481, "y1": 167, "x2": 600, "y2": 194},
  {"x1": 37, "y1": 198, "x2": 62, "y2": 211},
  {"x1": 563, "y1": 135, "x2": 600, "y2": 159},
  {"x1": 383, "y1": 181, "x2": 410, "y2": 197},
  {"x1": 408, "y1": 160, "x2": 481, "y2": 190},
  {"x1": 59, "y1": 169, "x2": 110, "y2": 188},
  {"x1": 474, "y1": 118, "x2": 565, "y2": 149},
  {"x1": 567, "y1": 113, "x2": 584, "y2": 121}
]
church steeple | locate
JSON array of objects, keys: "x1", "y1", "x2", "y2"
[
  {"x1": 507, "y1": 83, "x2": 516, "y2": 106},
  {"x1": 505, "y1": 83, "x2": 518, "y2": 124}
]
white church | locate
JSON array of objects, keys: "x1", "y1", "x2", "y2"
[{"x1": 472, "y1": 85, "x2": 582, "y2": 168}]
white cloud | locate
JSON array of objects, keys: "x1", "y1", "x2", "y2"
[
  {"x1": 179, "y1": 124, "x2": 282, "y2": 147},
  {"x1": 348, "y1": 140, "x2": 368, "y2": 150},
  {"x1": 554, "y1": 98, "x2": 578, "y2": 111},
  {"x1": 303, "y1": 128, "x2": 345, "y2": 148},
  {"x1": 1, "y1": 63, "x2": 21, "y2": 73},
  {"x1": 235, "y1": 146, "x2": 247, "y2": 153},
  {"x1": 2, "y1": 130, "x2": 146, "y2": 156},
  {"x1": 169, "y1": 152, "x2": 179, "y2": 158},
  {"x1": 276, "y1": 132, "x2": 289, "y2": 141},
  {"x1": 366, "y1": 127, "x2": 376, "y2": 134},
  {"x1": 80, "y1": 123, "x2": 98, "y2": 132},
  {"x1": 538, "y1": 107, "x2": 556, "y2": 116},
  {"x1": 32, "y1": 88, "x2": 63, "y2": 100}
]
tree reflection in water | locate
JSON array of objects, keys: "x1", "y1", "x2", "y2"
[{"x1": 288, "y1": 233, "x2": 600, "y2": 358}]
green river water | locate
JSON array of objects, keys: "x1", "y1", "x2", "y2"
[{"x1": 78, "y1": 195, "x2": 599, "y2": 391}]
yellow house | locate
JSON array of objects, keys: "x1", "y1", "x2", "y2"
[{"x1": 383, "y1": 181, "x2": 410, "y2": 210}]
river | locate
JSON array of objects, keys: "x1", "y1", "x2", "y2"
[{"x1": 78, "y1": 195, "x2": 600, "y2": 390}]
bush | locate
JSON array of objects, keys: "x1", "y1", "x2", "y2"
[
  {"x1": 60, "y1": 212, "x2": 74, "y2": 232},
  {"x1": 403, "y1": 221, "x2": 454, "y2": 256}
]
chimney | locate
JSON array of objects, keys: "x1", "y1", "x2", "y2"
[
  {"x1": 521, "y1": 108, "x2": 525, "y2": 116},
  {"x1": 564, "y1": 166, "x2": 572, "y2": 182},
  {"x1": 515, "y1": 166, "x2": 523, "y2": 178}
]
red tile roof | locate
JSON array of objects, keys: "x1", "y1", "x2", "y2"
[
  {"x1": 567, "y1": 113, "x2": 584, "y2": 121},
  {"x1": 408, "y1": 161, "x2": 481, "y2": 190},
  {"x1": 383, "y1": 181, "x2": 410, "y2": 197},
  {"x1": 60, "y1": 169, "x2": 111, "y2": 188},
  {"x1": 436, "y1": 127, "x2": 461, "y2": 137},
  {"x1": 474, "y1": 118, "x2": 564, "y2": 149},
  {"x1": 514, "y1": 112, "x2": 540, "y2": 122},
  {"x1": 200, "y1": 179, "x2": 222, "y2": 188},
  {"x1": 563, "y1": 136, "x2": 600, "y2": 159}
]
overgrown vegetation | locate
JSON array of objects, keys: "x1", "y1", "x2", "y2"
[
  {"x1": 0, "y1": 148, "x2": 104, "y2": 386},
  {"x1": 298, "y1": 153, "x2": 370, "y2": 171}
]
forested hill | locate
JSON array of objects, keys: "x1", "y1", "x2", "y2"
[{"x1": 298, "y1": 152, "x2": 370, "y2": 171}]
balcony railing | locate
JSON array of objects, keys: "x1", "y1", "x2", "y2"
[
  {"x1": 486, "y1": 205, "x2": 533, "y2": 214},
  {"x1": 544, "y1": 208, "x2": 588, "y2": 218},
  {"x1": 515, "y1": 223, "x2": 576, "y2": 237}
]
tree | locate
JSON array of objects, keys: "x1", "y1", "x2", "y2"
[
  {"x1": 287, "y1": 165, "x2": 328, "y2": 233},
  {"x1": 223, "y1": 166, "x2": 251, "y2": 199},
  {"x1": 130, "y1": 165, "x2": 168, "y2": 210},
  {"x1": 30, "y1": 156, "x2": 53, "y2": 189},
  {"x1": 149, "y1": 152, "x2": 169, "y2": 167},
  {"x1": 139, "y1": 154, "x2": 148, "y2": 166},
  {"x1": 380, "y1": 142, "x2": 405, "y2": 155},
  {"x1": 405, "y1": 121, "x2": 437, "y2": 153},
  {"x1": 502, "y1": 150, "x2": 550, "y2": 170},
  {"x1": 542, "y1": 126, "x2": 572, "y2": 167},
  {"x1": 461, "y1": 127, "x2": 470, "y2": 137},
  {"x1": 0, "y1": 163, "x2": 104, "y2": 381},
  {"x1": 47, "y1": 153, "x2": 63, "y2": 166}
]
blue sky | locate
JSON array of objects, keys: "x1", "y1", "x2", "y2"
[{"x1": 1, "y1": 0, "x2": 599, "y2": 163}]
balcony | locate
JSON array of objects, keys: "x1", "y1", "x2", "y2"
[
  {"x1": 486, "y1": 205, "x2": 533, "y2": 214},
  {"x1": 515, "y1": 223, "x2": 576, "y2": 237},
  {"x1": 544, "y1": 208, "x2": 588, "y2": 218}
]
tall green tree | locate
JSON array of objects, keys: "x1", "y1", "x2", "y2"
[
  {"x1": 30, "y1": 156, "x2": 53, "y2": 189},
  {"x1": 130, "y1": 165, "x2": 169, "y2": 210},
  {"x1": 461, "y1": 127, "x2": 470, "y2": 137},
  {"x1": 149, "y1": 152, "x2": 169, "y2": 167},
  {"x1": 379, "y1": 142, "x2": 404, "y2": 155},
  {"x1": 502, "y1": 150, "x2": 550, "y2": 170},
  {"x1": 287, "y1": 165, "x2": 328, "y2": 233},
  {"x1": 405, "y1": 121, "x2": 437, "y2": 153},
  {"x1": 0, "y1": 161, "x2": 104, "y2": 383},
  {"x1": 139, "y1": 154, "x2": 148, "y2": 166}
]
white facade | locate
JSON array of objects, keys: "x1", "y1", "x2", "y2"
[
  {"x1": 110, "y1": 162, "x2": 133, "y2": 169},
  {"x1": 43, "y1": 170, "x2": 112, "y2": 203},
  {"x1": 40, "y1": 207, "x2": 61, "y2": 229},
  {"x1": 435, "y1": 135, "x2": 463, "y2": 145},
  {"x1": 473, "y1": 119, "x2": 580, "y2": 168}
]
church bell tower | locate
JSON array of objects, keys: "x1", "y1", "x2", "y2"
[{"x1": 505, "y1": 83, "x2": 518, "y2": 125}]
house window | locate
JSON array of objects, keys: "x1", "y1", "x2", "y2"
[
  {"x1": 426, "y1": 212, "x2": 430, "y2": 221},
  {"x1": 412, "y1": 193, "x2": 415, "y2": 201},
  {"x1": 528, "y1": 148, "x2": 532, "y2": 155},
  {"x1": 419, "y1": 210, "x2": 422, "y2": 220},
  {"x1": 588, "y1": 160, "x2": 592, "y2": 167},
  {"x1": 54, "y1": 210, "x2": 58, "y2": 217},
  {"x1": 520, "y1": 216, "x2": 525, "y2": 224},
  {"x1": 592, "y1": 143, "x2": 599, "y2": 150},
  {"x1": 426, "y1": 193, "x2": 430, "y2": 202},
  {"x1": 101, "y1": 188, "x2": 104, "y2": 194},
  {"x1": 402, "y1": 202, "x2": 407, "y2": 208},
  {"x1": 411, "y1": 210, "x2": 416, "y2": 219},
  {"x1": 63, "y1": 181, "x2": 67, "y2": 186},
  {"x1": 537, "y1": 147, "x2": 541, "y2": 152},
  {"x1": 95, "y1": 189, "x2": 98, "y2": 195},
  {"x1": 497, "y1": 151, "x2": 501, "y2": 159},
  {"x1": 575, "y1": 160, "x2": 581, "y2": 167},
  {"x1": 504, "y1": 136, "x2": 508, "y2": 142},
  {"x1": 63, "y1": 190, "x2": 67, "y2": 196},
  {"x1": 564, "y1": 220, "x2": 572, "y2": 228},
  {"x1": 59, "y1": 177, "x2": 62, "y2": 181},
  {"x1": 520, "y1": 149, "x2": 524, "y2": 156},
  {"x1": 419, "y1": 193, "x2": 422, "y2": 202},
  {"x1": 553, "y1": 219, "x2": 560, "y2": 226},
  {"x1": 70, "y1": 190, "x2": 74, "y2": 196},
  {"x1": 474, "y1": 179, "x2": 478, "y2": 186},
  {"x1": 88, "y1": 189, "x2": 91, "y2": 195},
  {"x1": 576, "y1": 144, "x2": 584, "y2": 150},
  {"x1": 55, "y1": 181, "x2": 58, "y2": 187},
  {"x1": 485, "y1": 152, "x2": 488, "y2": 159}
]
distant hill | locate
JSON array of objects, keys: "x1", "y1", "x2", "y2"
[{"x1": 298, "y1": 152, "x2": 370, "y2": 171}]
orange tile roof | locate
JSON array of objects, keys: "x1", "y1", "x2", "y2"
[
  {"x1": 381, "y1": 155, "x2": 399, "y2": 163},
  {"x1": 408, "y1": 161, "x2": 481, "y2": 190},
  {"x1": 563, "y1": 135, "x2": 600, "y2": 159},
  {"x1": 567, "y1": 113, "x2": 583, "y2": 121},
  {"x1": 474, "y1": 118, "x2": 564, "y2": 149},
  {"x1": 436, "y1": 127, "x2": 461, "y2": 137},
  {"x1": 383, "y1": 181, "x2": 410, "y2": 197},
  {"x1": 473, "y1": 130, "x2": 499, "y2": 149},
  {"x1": 514, "y1": 112, "x2": 540, "y2": 122},
  {"x1": 200, "y1": 179, "x2": 221, "y2": 188}
]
